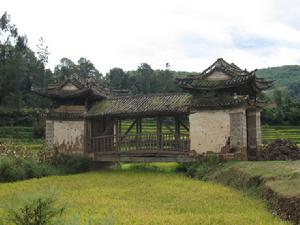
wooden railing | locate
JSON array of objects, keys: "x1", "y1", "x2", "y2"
[{"x1": 90, "y1": 133, "x2": 190, "y2": 153}]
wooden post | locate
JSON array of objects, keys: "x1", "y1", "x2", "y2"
[
  {"x1": 84, "y1": 119, "x2": 92, "y2": 153},
  {"x1": 156, "y1": 117, "x2": 162, "y2": 150},
  {"x1": 175, "y1": 116, "x2": 180, "y2": 151},
  {"x1": 136, "y1": 118, "x2": 142, "y2": 150}
]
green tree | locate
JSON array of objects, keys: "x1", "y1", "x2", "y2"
[
  {"x1": 135, "y1": 63, "x2": 155, "y2": 94},
  {"x1": 54, "y1": 57, "x2": 102, "y2": 83},
  {"x1": 105, "y1": 67, "x2": 129, "y2": 90}
]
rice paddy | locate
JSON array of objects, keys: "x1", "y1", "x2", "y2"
[
  {"x1": 0, "y1": 170, "x2": 290, "y2": 225},
  {"x1": 1, "y1": 124, "x2": 300, "y2": 149},
  {"x1": 262, "y1": 125, "x2": 300, "y2": 145}
]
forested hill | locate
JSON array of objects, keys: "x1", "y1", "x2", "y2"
[{"x1": 257, "y1": 65, "x2": 300, "y2": 88}]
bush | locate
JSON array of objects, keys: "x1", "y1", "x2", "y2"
[
  {"x1": 0, "y1": 156, "x2": 58, "y2": 182},
  {"x1": 22, "y1": 160, "x2": 58, "y2": 179},
  {"x1": 44, "y1": 151, "x2": 91, "y2": 174},
  {"x1": 4, "y1": 193, "x2": 65, "y2": 225},
  {"x1": 62, "y1": 154, "x2": 90, "y2": 174},
  {"x1": 183, "y1": 154, "x2": 223, "y2": 180},
  {"x1": 0, "y1": 157, "x2": 22, "y2": 182}
]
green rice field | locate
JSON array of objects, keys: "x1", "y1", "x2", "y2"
[
  {"x1": 120, "y1": 119, "x2": 189, "y2": 134},
  {"x1": 0, "y1": 126, "x2": 43, "y2": 152},
  {"x1": 0, "y1": 170, "x2": 289, "y2": 225},
  {"x1": 262, "y1": 125, "x2": 300, "y2": 145},
  {"x1": 0, "y1": 124, "x2": 299, "y2": 148}
]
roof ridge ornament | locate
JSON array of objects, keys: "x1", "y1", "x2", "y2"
[{"x1": 175, "y1": 58, "x2": 274, "y2": 94}]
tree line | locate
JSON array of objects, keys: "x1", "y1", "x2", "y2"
[
  {"x1": 0, "y1": 12, "x2": 300, "y2": 126},
  {"x1": 0, "y1": 12, "x2": 188, "y2": 111}
]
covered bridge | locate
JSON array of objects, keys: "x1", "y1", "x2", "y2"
[{"x1": 33, "y1": 58, "x2": 273, "y2": 162}]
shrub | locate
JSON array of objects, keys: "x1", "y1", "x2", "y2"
[
  {"x1": 183, "y1": 154, "x2": 223, "y2": 180},
  {"x1": 21, "y1": 160, "x2": 58, "y2": 179},
  {"x1": 0, "y1": 156, "x2": 59, "y2": 182},
  {"x1": 44, "y1": 151, "x2": 91, "y2": 174},
  {"x1": 63, "y1": 154, "x2": 90, "y2": 174},
  {"x1": 0, "y1": 157, "x2": 21, "y2": 182},
  {"x1": 4, "y1": 193, "x2": 65, "y2": 225}
]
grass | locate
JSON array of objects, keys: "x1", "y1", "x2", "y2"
[
  {"x1": 0, "y1": 169, "x2": 289, "y2": 225},
  {"x1": 208, "y1": 160, "x2": 300, "y2": 197}
]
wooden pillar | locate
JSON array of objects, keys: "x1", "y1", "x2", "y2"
[
  {"x1": 84, "y1": 119, "x2": 92, "y2": 153},
  {"x1": 136, "y1": 118, "x2": 142, "y2": 150},
  {"x1": 118, "y1": 119, "x2": 122, "y2": 136},
  {"x1": 114, "y1": 119, "x2": 122, "y2": 151},
  {"x1": 156, "y1": 117, "x2": 162, "y2": 150},
  {"x1": 175, "y1": 116, "x2": 180, "y2": 151}
]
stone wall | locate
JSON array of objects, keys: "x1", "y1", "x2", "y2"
[
  {"x1": 246, "y1": 108, "x2": 262, "y2": 159},
  {"x1": 45, "y1": 120, "x2": 54, "y2": 147},
  {"x1": 256, "y1": 110, "x2": 262, "y2": 146},
  {"x1": 189, "y1": 110, "x2": 230, "y2": 154},
  {"x1": 45, "y1": 119, "x2": 85, "y2": 154},
  {"x1": 229, "y1": 109, "x2": 247, "y2": 148},
  {"x1": 189, "y1": 108, "x2": 249, "y2": 157}
]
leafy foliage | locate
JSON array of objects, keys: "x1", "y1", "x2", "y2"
[
  {"x1": 183, "y1": 154, "x2": 223, "y2": 180},
  {"x1": 0, "y1": 156, "x2": 58, "y2": 182},
  {"x1": 3, "y1": 192, "x2": 65, "y2": 225},
  {"x1": 262, "y1": 89, "x2": 300, "y2": 125}
]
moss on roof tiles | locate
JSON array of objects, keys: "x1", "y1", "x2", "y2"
[{"x1": 88, "y1": 93, "x2": 192, "y2": 116}]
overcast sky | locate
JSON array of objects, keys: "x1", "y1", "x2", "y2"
[{"x1": 2, "y1": 0, "x2": 300, "y2": 74}]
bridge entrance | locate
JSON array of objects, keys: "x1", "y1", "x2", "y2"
[{"x1": 87, "y1": 116, "x2": 193, "y2": 162}]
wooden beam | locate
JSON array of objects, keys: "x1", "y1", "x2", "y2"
[
  {"x1": 175, "y1": 117, "x2": 181, "y2": 151},
  {"x1": 178, "y1": 119, "x2": 189, "y2": 132},
  {"x1": 164, "y1": 123, "x2": 175, "y2": 134},
  {"x1": 120, "y1": 119, "x2": 137, "y2": 141}
]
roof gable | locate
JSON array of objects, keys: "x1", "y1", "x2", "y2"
[
  {"x1": 61, "y1": 82, "x2": 80, "y2": 91},
  {"x1": 206, "y1": 71, "x2": 232, "y2": 81},
  {"x1": 201, "y1": 58, "x2": 249, "y2": 78},
  {"x1": 175, "y1": 58, "x2": 274, "y2": 92}
]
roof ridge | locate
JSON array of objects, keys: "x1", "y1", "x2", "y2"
[{"x1": 108, "y1": 92, "x2": 190, "y2": 100}]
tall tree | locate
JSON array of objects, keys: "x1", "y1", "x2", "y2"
[
  {"x1": 0, "y1": 12, "x2": 52, "y2": 110},
  {"x1": 105, "y1": 67, "x2": 129, "y2": 90},
  {"x1": 54, "y1": 57, "x2": 102, "y2": 82},
  {"x1": 77, "y1": 57, "x2": 102, "y2": 81},
  {"x1": 135, "y1": 63, "x2": 155, "y2": 94}
]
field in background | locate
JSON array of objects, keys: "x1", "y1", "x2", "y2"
[
  {"x1": 121, "y1": 119, "x2": 189, "y2": 134},
  {"x1": 0, "y1": 170, "x2": 289, "y2": 225},
  {"x1": 0, "y1": 127, "x2": 43, "y2": 152},
  {"x1": 0, "y1": 124, "x2": 299, "y2": 149},
  {"x1": 262, "y1": 125, "x2": 300, "y2": 145}
]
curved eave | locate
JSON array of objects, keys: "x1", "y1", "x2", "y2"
[
  {"x1": 177, "y1": 77, "x2": 254, "y2": 91},
  {"x1": 253, "y1": 79, "x2": 275, "y2": 91},
  {"x1": 32, "y1": 88, "x2": 106, "y2": 100},
  {"x1": 191, "y1": 95, "x2": 250, "y2": 109}
]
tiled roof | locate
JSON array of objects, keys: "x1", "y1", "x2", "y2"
[
  {"x1": 87, "y1": 93, "x2": 254, "y2": 117},
  {"x1": 88, "y1": 93, "x2": 192, "y2": 117},
  {"x1": 32, "y1": 74, "x2": 108, "y2": 99},
  {"x1": 175, "y1": 58, "x2": 274, "y2": 92}
]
